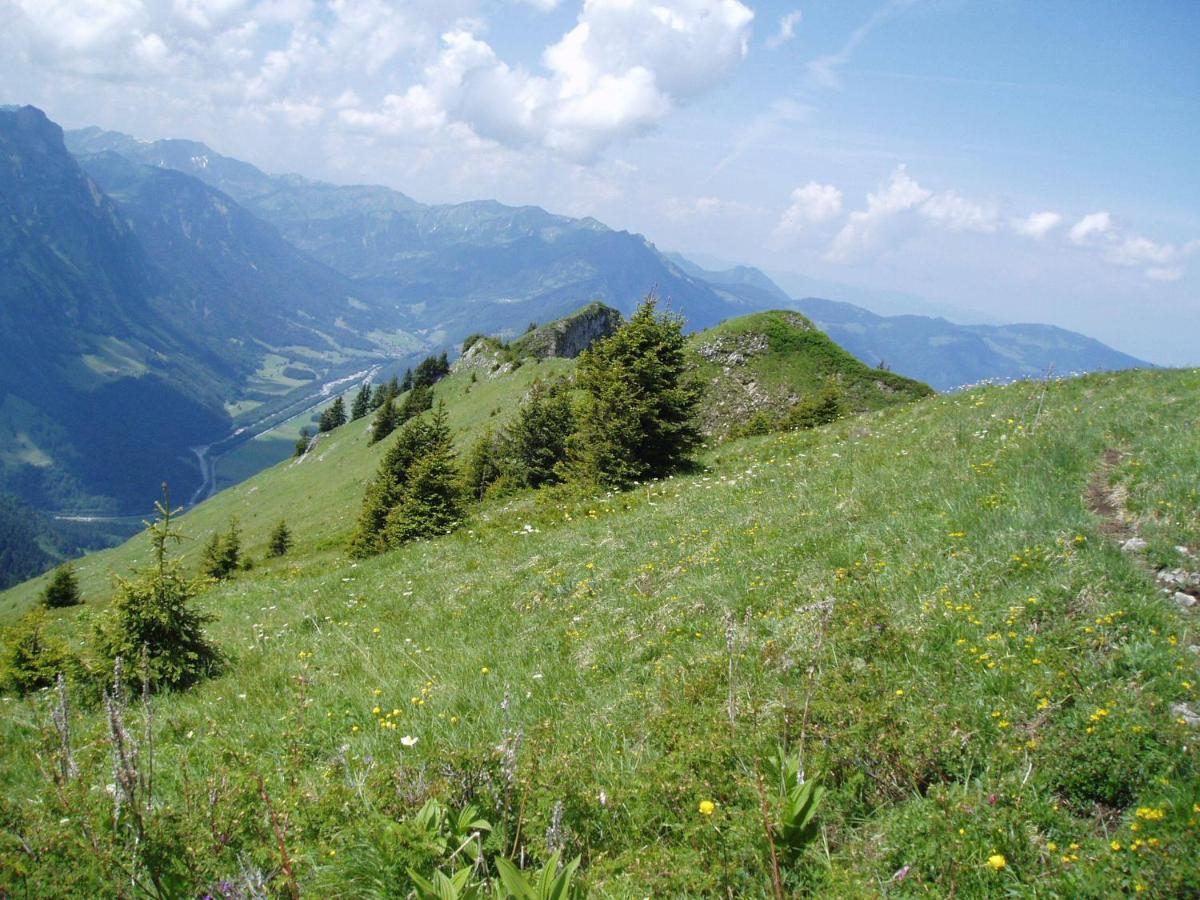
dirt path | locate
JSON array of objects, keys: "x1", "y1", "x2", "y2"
[{"x1": 1087, "y1": 449, "x2": 1200, "y2": 725}]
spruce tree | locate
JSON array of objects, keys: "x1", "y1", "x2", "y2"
[
  {"x1": 399, "y1": 383, "x2": 433, "y2": 423},
  {"x1": 350, "y1": 404, "x2": 463, "y2": 556},
  {"x1": 3, "y1": 608, "x2": 76, "y2": 695},
  {"x1": 461, "y1": 427, "x2": 505, "y2": 501},
  {"x1": 400, "y1": 369, "x2": 414, "y2": 392},
  {"x1": 95, "y1": 485, "x2": 221, "y2": 692},
  {"x1": 267, "y1": 520, "x2": 292, "y2": 558},
  {"x1": 508, "y1": 378, "x2": 575, "y2": 488},
  {"x1": 370, "y1": 397, "x2": 399, "y2": 445},
  {"x1": 566, "y1": 296, "x2": 702, "y2": 488},
  {"x1": 350, "y1": 383, "x2": 371, "y2": 420},
  {"x1": 41, "y1": 563, "x2": 81, "y2": 608},
  {"x1": 202, "y1": 518, "x2": 241, "y2": 580},
  {"x1": 294, "y1": 427, "x2": 312, "y2": 457},
  {"x1": 319, "y1": 396, "x2": 347, "y2": 432}
]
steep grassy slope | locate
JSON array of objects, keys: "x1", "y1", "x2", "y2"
[
  {"x1": 1, "y1": 310, "x2": 924, "y2": 619},
  {"x1": 1, "y1": 368, "x2": 1197, "y2": 896}
]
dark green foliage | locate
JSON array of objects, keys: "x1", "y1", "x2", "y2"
[
  {"x1": 370, "y1": 398, "x2": 399, "y2": 445},
  {"x1": 318, "y1": 396, "x2": 347, "y2": 432},
  {"x1": 267, "y1": 519, "x2": 292, "y2": 558},
  {"x1": 461, "y1": 428, "x2": 506, "y2": 501},
  {"x1": 350, "y1": 383, "x2": 371, "y2": 421},
  {"x1": 507, "y1": 379, "x2": 575, "y2": 488},
  {"x1": 201, "y1": 518, "x2": 241, "y2": 580},
  {"x1": 350, "y1": 404, "x2": 463, "y2": 557},
  {"x1": 462, "y1": 333, "x2": 484, "y2": 353},
  {"x1": 566, "y1": 296, "x2": 702, "y2": 488},
  {"x1": 412, "y1": 353, "x2": 451, "y2": 389},
  {"x1": 782, "y1": 381, "x2": 844, "y2": 430},
  {"x1": 40, "y1": 563, "x2": 81, "y2": 608},
  {"x1": 294, "y1": 427, "x2": 312, "y2": 458},
  {"x1": 400, "y1": 369, "x2": 414, "y2": 392},
  {"x1": 2, "y1": 608, "x2": 76, "y2": 695},
  {"x1": 370, "y1": 376, "x2": 400, "y2": 412},
  {"x1": 399, "y1": 383, "x2": 433, "y2": 423},
  {"x1": 94, "y1": 487, "x2": 221, "y2": 692}
]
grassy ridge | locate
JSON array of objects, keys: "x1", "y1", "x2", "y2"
[{"x1": 0, "y1": 367, "x2": 1197, "y2": 895}]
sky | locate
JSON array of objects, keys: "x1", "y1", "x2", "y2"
[{"x1": 2, "y1": 0, "x2": 1198, "y2": 364}]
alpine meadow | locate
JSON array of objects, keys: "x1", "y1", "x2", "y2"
[{"x1": 2, "y1": 2, "x2": 1199, "y2": 897}]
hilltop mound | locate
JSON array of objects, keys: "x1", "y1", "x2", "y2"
[{"x1": 689, "y1": 309, "x2": 933, "y2": 436}]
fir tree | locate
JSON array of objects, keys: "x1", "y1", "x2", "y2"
[
  {"x1": 202, "y1": 518, "x2": 241, "y2": 580},
  {"x1": 369, "y1": 397, "x2": 399, "y2": 445},
  {"x1": 41, "y1": 563, "x2": 81, "y2": 608},
  {"x1": 400, "y1": 369, "x2": 414, "y2": 392},
  {"x1": 318, "y1": 396, "x2": 347, "y2": 432},
  {"x1": 94, "y1": 485, "x2": 221, "y2": 692},
  {"x1": 294, "y1": 427, "x2": 312, "y2": 458},
  {"x1": 267, "y1": 520, "x2": 292, "y2": 558},
  {"x1": 566, "y1": 296, "x2": 702, "y2": 488},
  {"x1": 399, "y1": 383, "x2": 433, "y2": 423},
  {"x1": 461, "y1": 427, "x2": 505, "y2": 501},
  {"x1": 350, "y1": 383, "x2": 372, "y2": 420},
  {"x1": 2, "y1": 608, "x2": 76, "y2": 695},
  {"x1": 350, "y1": 404, "x2": 463, "y2": 556},
  {"x1": 507, "y1": 378, "x2": 575, "y2": 488}
]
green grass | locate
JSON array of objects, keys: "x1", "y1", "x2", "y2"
[{"x1": 2, "y1": 360, "x2": 1197, "y2": 895}]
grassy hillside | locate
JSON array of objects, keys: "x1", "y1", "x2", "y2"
[
  {"x1": 1, "y1": 311, "x2": 924, "y2": 621},
  {"x1": 0, "y1": 367, "x2": 1197, "y2": 896}
]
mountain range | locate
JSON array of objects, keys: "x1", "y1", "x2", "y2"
[{"x1": 0, "y1": 103, "x2": 1149, "y2": 581}]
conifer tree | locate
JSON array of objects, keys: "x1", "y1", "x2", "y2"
[
  {"x1": 350, "y1": 403, "x2": 463, "y2": 556},
  {"x1": 202, "y1": 518, "x2": 241, "y2": 580},
  {"x1": 508, "y1": 378, "x2": 575, "y2": 488},
  {"x1": 41, "y1": 563, "x2": 81, "y2": 608},
  {"x1": 370, "y1": 397, "x2": 399, "y2": 445},
  {"x1": 2, "y1": 608, "x2": 76, "y2": 695},
  {"x1": 400, "y1": 369, "x2": 414, "y2": 392},
  {"x1": 566, "y1": 296, "x2": 702, "y2": 488},
  {"x1": 95, "y1": 485, "x2": 221, "y2": 692},
  {"x1": 399, "y1": 383, "x2": 433, "y2": 423},
  {"x1": 350, "y1": 383, "x2": 371, "y2": 420},
  {"x1": 319, "y1": 396, "x2": 347, "y2": 432},
  {"x1": 294, "y1": 427, "x2": 312, "y2": 458},
  {"x1": 267, "y1": 520, "x2": 292, "y2": 558},
  {"x1": 461, "y1": 428, "x2": 505, "y2": 501}
]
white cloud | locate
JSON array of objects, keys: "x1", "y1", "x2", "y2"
[
  {"x1": 766, "y1": 10, "x2": 802, "y2": 49},
  {"x1": 1107, "y1": 235, "x2": 1176, "y2": 267},
  {"x1": 774, "y1": 181, "x2": 843, "y2": 235},
  {"x1": 919, "y1": 191, "x2": 997, "y2": 233},
  {"x1": 1068, "y1": 211, "x2": 1113, "y2": 246},
  {"x1": 808, "y1": 0, "x2": 914, "y2": 88},
  {"x1": 1011, "y1": 210, "x2": 1062, "y2": 240},
  {"x1": 827, "y1": 165, "x2": 930, "y2": 260},
  {"x1": 341, "y1": 0, "x2": 755, "y2": 162}
]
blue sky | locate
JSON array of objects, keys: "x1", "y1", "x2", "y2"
[{"x1": 2, "y1": 0, "x2": 1197, "y2": 363}]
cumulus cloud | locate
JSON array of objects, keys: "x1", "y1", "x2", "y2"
[
  {"x1": 766, "y1": 10, "x2": 803, "y2": 49},
  {"x1": 774, "y1": 181, "x2": 843, "y2": 236},
  {"x1": 827, "y1": 165, "x2": 930, "y2": 260},
  {"x1": 1011, "y1": 211, "x2": 1062, "y2": 240},
  {"x1": 338, "y1": 0, "x2": 755, "y2": 162},
  {"x1": 1068, "y1": 211, "x2": 1113, "y2": 246}
]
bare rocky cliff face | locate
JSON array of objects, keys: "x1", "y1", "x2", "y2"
[{"x1": 515, "y1": 303, "x2": 623, "y2": 359}]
